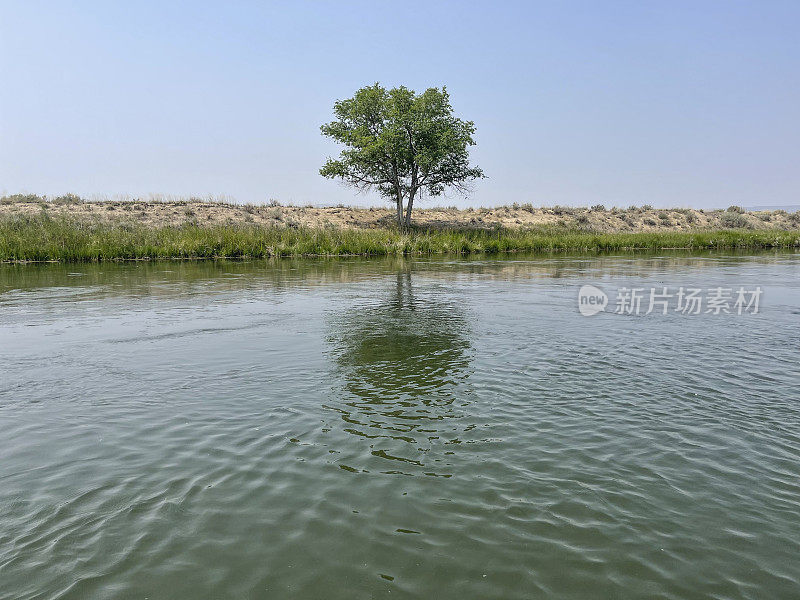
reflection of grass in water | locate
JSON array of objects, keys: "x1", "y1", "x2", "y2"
[{"x1": 3, "y1": 214, "x2": 800, "y2": 262}]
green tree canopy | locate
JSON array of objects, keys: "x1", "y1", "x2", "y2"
[{"x1": 320, "y1": 84, "x2": 484, "y2": 227}]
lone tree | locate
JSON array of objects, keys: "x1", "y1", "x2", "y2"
[{"x1": 320, "y1": 84, "x2": 484, "y2": 228}]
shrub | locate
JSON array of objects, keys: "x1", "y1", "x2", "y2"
[
  {"x1": 720, "y1": 212, "x2": 750, "y2": 228},
  {"x1": 2, "y1": 193, "x2": 45, "y2": 204},
  {"x1": 590, "y1": 204, "x2": 606, "y2": 212},
  {"x1": 52, "y1": 194, "x2": 83, "y2": 205},
  {"x1": 727, "y1": 205, "x2": 745, "y2": 213}
]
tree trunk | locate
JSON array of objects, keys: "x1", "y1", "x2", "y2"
[
  {"x1": 404, "y1": 189, "x2": 415, "y2": 228},
  {"x1": 404, "y1": 167, "x2": 419, "y2": 229},
  {"x1": 395, "y1": 196, "x2": 404, "y2": 229}
]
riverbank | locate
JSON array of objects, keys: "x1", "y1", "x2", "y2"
[
  {"x1": 3, "y1": 194, "x2": 800, "y2": 232},
  {"x1": 2, "y1": 212, "x2": 800, "y2": 262}
]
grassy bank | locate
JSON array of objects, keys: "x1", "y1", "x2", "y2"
[{"x1": 2, "y1": 214, "x2": 799, "y2": 262}]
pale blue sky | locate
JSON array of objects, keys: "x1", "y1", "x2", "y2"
[{"x1": 1, "y1": 1, "x2": 798, "y2": 208}]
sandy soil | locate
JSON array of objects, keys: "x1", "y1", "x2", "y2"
[{"x1": 2, "y1": 196, "x2": 799, "y2": 232}]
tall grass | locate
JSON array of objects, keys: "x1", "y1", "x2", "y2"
[{"x1": 1, "y1": 214, "x2": 799, "y2": 262}]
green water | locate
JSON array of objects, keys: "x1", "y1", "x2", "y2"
[{"x1": 1, "y1": 252, "x2": 799, "y2": 599}]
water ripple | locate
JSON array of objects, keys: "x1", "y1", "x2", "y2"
[{"x1": 1, "y1": 253, "x2": 800, "y2": 598}]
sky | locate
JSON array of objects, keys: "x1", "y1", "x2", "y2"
[{"x1": 1, "y1": 0, "x2": 798, "y2": 208}]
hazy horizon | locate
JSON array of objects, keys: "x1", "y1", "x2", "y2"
[{"x1": 1, "y1": 1, "x2": 798, "y2": 209}]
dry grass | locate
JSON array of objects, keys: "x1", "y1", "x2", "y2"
[{"x1": 2, "y1": 195, "x2": 799, "y2": 233}]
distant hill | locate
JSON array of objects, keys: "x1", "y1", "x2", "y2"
[{"x1": 745, "y1": 205, "x2": 800, "y2": 212}]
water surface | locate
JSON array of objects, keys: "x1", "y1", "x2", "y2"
[{"x1": 1, "y1": 252, "x2": 799, "y2": 599}]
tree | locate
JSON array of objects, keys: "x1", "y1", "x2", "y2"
[{"x1": 320, "y1": 84, "x2": 484, "y2": 228}]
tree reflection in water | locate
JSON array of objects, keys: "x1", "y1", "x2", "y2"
[{"x1": 325, "y1": 270, "x2": 474, "y2": 476}]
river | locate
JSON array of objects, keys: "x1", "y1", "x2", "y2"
[{"x1": 1, "y1": 252, "x2": 799, "y2": 599}]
